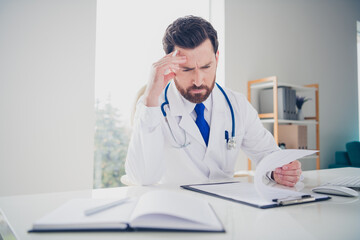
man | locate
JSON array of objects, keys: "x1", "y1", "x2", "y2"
[{"x1": 125, "y1": 16, "x2": 301, "y2": 186}]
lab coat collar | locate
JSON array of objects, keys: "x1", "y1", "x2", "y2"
[
  {"x1": 167, "y1": 81, "x2": 187, "y2": 117},
  {"x1": 167, "y1": 81, "x2": 212, "y2": 117},
  {"x1": 166, "y1": 81, "x2": 227, "y2": 148},
  {"x1": 166, "y1": 82, "x2": 207, "y2": 147},
  {"x1": 207, "y1": 84, "x2": 227, "y2": 148}
]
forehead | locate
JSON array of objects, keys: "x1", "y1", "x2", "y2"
[{"x1": 175, "y1": 39, "x2": 215, "y2": 65}]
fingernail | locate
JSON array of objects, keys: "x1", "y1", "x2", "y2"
[{"x1": 283, "y1": 166, "x2": 288, "y2": 170}]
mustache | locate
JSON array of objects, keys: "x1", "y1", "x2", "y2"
[{"x1": 188, "y1": 85, "x2": 209, "y2": 91}]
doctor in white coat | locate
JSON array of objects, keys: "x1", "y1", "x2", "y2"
[{"x1": 125, "y1": 16, "x2": 302, "y2": 186}]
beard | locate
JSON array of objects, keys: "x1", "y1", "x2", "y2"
[{"x1": 174, "y1": 77, "x2": 216, "y2": 103}]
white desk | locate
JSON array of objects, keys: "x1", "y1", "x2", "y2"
[{"x1": 0, "y1": 168, "x2": 359, "y2": 240}]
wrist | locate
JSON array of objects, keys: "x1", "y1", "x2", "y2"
[{"x1": 143, "y1": 88, "x2": 161, "y2": 107}]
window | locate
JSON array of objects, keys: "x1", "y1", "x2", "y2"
[{"x1": 94, "y1": 0, "x2": 224, "y2": 188}]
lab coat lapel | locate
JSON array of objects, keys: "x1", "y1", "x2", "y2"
[
  {"x1": 167, "y1": 82, "x2": 207, "y2": 148},
  {"x1": 207, "y1": 85, "x2": 227, "y2": 150},
  {"x1": 203, "y1": 85, "x2": 231, "y2": 179}
]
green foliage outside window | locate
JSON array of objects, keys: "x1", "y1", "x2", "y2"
[{"x1": 94, "y1": 98, "x2": 130, "y2": 188}]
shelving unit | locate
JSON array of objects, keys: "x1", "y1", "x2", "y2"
[{"x1": 247, "y1": 76, "x2": 320, "y2": 170}]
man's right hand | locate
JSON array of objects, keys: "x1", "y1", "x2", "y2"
[{"x1": 143, "y1": 50, "x2": 187, "y2": 107}]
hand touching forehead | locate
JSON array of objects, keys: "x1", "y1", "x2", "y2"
[{"x1": 174, "y1": 39, "x2": 218, "y2": 70}]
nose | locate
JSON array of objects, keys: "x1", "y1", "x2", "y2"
[{"x1": 193, "y1": 69, "x2": 204, "y2": 87}]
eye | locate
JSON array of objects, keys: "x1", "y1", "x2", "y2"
[
  {"x1": 182, "y1": 68, "x2": 194, "y2": 72},
  {"x1": 201, "y1": 65, "x2": 211, "y2": 69}
]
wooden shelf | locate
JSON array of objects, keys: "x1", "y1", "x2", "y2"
[
  {"x1": 260, "y1": 119, "x2": 318, "y2": 125},
  {"x1": 247, "y1": 76, "x2": 320, "y2": 170},
  {"x1": 250, "y1": 81, "x2": 317, "y2": 92}
]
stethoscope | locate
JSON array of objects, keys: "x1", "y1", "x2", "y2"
[{"x1": 160, "y1": 82, "x2": 236, "y2": 150}]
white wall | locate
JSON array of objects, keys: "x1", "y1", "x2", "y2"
[
  {"x1": 0, "y1": 0, "x2": 96, "y2": 196},
  {"x1": 225, "y1": 0, "x2": 360, "y2": 170}
]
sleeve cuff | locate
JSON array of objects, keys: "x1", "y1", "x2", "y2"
[
  {"x1": 265, "y1": 171, "x2": 276, "y2": 183},
  {"x1": 263, "y1": 171, "x2": 305, "y2": 185},
  {"x1": 135, "y1": 98, "x2": 163, "y2": 128}
]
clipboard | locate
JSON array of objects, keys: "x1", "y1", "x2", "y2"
[{"x1": 181, "y1": 181, "x2": 331, "y2": 209}]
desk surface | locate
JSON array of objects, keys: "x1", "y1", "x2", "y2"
[{"x1": 0, "y1": 168, "x2": 359, "y2": 240}]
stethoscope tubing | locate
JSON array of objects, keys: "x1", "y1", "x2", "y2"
[{"x1": 161, "y1": 82, "x2": 235, "y2": 140}]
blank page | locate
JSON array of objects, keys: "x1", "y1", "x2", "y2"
[
  {"x1": 33, "y1": 198, "x2": 137, "y2": 230},
  {"x1": 129, "y1": 190, "x2": 223, "y2": 231}
]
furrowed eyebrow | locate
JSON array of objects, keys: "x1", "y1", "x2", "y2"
[
  {"x1": 200, "y1": 64, "x2": 211, "y2": 69},
  {"x1": 182, "y1": 62, "x2": 213, "y2": 71}
]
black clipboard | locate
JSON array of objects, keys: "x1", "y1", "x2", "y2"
[{"x1": 181, "y1": 181, "x2": 331, "y2": 209}]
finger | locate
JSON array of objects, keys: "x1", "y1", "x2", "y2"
[
  {"x1": 171, "y1": 49, "x2": 178, "y2": 57},
  {"x1": 274, "y1": 173, "x2": 300, "y2": 186},
  {"x1": 274, "y1": 174, "x2": 296, "y2": 187},
  {"x1": 164, "y1": 72, "x2": 175, "y2": 82},
  {"x1": 163, "y1": 64, "x2": 181, "y2": 76},
  {"x1": 164, "y1": 50, "x2": 186, "y2": 61},
  {"x1": 276, "y1": 169, "x2": 302, "y2": 176},
  {"x1": 153, "y1": 61, "x2": 182, "y2": 77},
  {"x1": 278, "y1": 174, "x2": 300, "y2": 183},
  {"x1": 153, "y1": 56, "x2": 186, "y2": 69},
  {"x1": 282, "y1": 160, "x2": 301, "y2": 170},
  {"x1": 154, "y1": 58, "x2": 186, "y2": 75},
  {"x1": 163, "y1": 64, "x2": 181, "y2": 81}
]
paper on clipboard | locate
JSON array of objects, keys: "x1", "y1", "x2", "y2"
[
  {"x1": 254, "y1": 149, "x2": 318, "y2": 201},
  {"x1": 181, "y1": 149, "x2": 328, "y2": 208}
]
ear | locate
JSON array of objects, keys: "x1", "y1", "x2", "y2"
[{"x1": 215, "y1": 50, "x2": 219, "y2": 65}]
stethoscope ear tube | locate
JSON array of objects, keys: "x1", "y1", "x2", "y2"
[
  {"x1": 215, "y1": 83, "x2": 235, "y2": 139},
  {"x1": 161, "y1": 83, "x2": 172, "y2": 117}
]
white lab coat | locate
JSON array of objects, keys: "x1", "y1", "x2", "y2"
[{"x1": 125, "y1": 81, "x2": 279, "y2": 186}]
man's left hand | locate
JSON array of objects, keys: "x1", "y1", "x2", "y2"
[{"x1": 273, "y1": 160, "x2": 302, "y2": 187}]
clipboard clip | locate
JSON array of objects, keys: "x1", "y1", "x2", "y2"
[{"x1": 272, "y1": 195, "x2": 316, "y2": 206}]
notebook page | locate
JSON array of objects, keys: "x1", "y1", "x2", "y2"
[
  {"x1": 129, "y1": 190, "x2": 222, "y2": 231},
  {"x1": 33, "y1": 198, "x2": 137, "y2": 230}
]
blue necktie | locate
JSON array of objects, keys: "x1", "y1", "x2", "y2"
[{"x1": 195, "y1": 103, "x2": 210, "y2": 146}]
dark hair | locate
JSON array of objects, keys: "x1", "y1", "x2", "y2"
[{"x1": 162, "y1": 15, "x2": 218, "y2": 54}]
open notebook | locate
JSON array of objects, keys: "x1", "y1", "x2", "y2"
[{"x1": 29, "y1": 190, "x2": 224, "y2": 232}]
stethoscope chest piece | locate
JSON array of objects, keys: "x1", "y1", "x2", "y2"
[{"x1": 227, "y1": 138, "x2": 236, "y2": 150}]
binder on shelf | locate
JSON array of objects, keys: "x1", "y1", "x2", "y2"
[
  {"x1": 259, "y1": 87, "x2": 287, "y2": 119},
  {"x1": 259, "y1": 86, "x2": 298, "y2": 120},
  {"x1": 29, "y1": 190, "x2": 224, "y2": 233},
  {"x1": 285, "y1": 87, "x2": 290, "y2": 119},
  {"x1": 290, "y1": 89, "x2": 297, "y2": 120}
]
